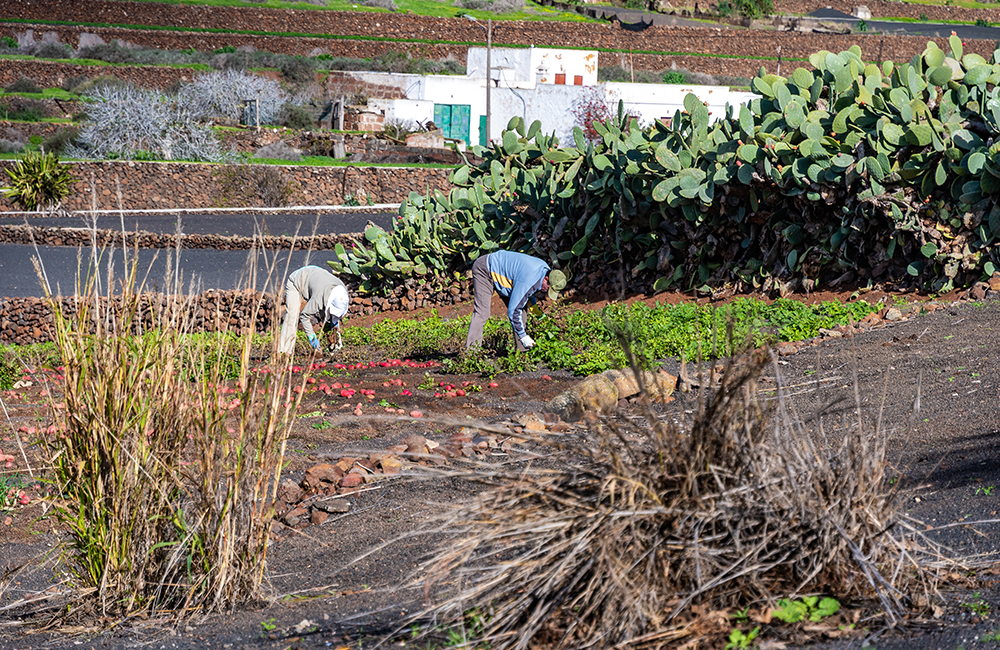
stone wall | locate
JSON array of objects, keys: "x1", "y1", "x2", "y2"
[
  {"x1": 4, "y1": 1, "x2": 998, "y2": 83},
  {"x1": 0, "y1": 278, "x2": 475, "y2": 345},
  {"x1": 775, "y1": 0, "x2": 1000, "y2": 23},
  {"x1": 0, "y1": 160, "x2": 453, "y2": 211}
]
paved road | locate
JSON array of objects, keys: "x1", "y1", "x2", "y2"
[
  {"x1": 1, "y1": 243, "x2": 345, "y2": 298},
  {"x1": 808, "y1": 8, "x2": 1000, "y2": 40},
  {"x1": 0, "y1": 211, "x2": 394, "y2": 237}
]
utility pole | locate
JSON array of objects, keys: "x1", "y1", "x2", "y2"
[{"x1": 485, "y1": 18, "x2": 492, "y2": 145}]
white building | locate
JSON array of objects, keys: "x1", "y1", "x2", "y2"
[{"x1": 344, "y1": 47, "x2": 757, "y2": 147}]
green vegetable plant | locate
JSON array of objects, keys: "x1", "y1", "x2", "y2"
[
  {"x1": 725, "y1": 626, "x2": 759, "y2": 650},
  {"x1": 1, "y1": 149, "x2": 75, "y2": 211},
  {"x1": 772, "y1": 596, "x2": 841, "y2": 623}
]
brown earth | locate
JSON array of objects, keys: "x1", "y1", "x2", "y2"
[{"x1": 0, "y1": 288, "x2": 998, "y2": 649}]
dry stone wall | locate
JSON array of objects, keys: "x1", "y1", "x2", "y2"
[
  {"x1": 0, "y1": 160, "x2": 453, "y2": 211},
  {"x1": 0, "y1": 278, "x2": 475, "y2": 345},
  {"x1": 5, "y1": 0, "x2": 999, "y2": 83}
]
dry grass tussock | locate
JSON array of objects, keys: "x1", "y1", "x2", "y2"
[
  {"x1": 409, "y1": 351, "x2": 962, "y2": 648},
  {"x1": 28, "y1": 236, "x2": 309, "y2": 624}
]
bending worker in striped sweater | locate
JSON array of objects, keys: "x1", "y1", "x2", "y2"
[{"x1": 465, "y1": 250, "x2": 566, "y2": 352}]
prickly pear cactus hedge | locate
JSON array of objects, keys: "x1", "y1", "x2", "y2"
[{"x1": 332, "y1": 39, "x2": 1000, "y2": 296}]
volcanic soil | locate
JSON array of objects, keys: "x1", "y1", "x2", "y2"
[{"x1": 1, "y1": 293, "x2": 1000, "y2": 650}]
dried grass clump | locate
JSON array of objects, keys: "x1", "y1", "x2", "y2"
[
  {"x1": 41, "y1": 250, "x2": 305, "y2": 620},
  {"x1": 414, "y1": 352, "x2": 947, "y2": 648}
]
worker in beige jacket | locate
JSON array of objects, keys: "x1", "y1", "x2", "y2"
[{"x1": 279, "y1": 265, "x2": 350, "y2": 356}]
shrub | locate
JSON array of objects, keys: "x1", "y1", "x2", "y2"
[
  {"x1": 69, "y1": 85, "x2": 229, "y2": 162},
  {"x1": 61, "y1": 74, "x2": 90, "y2": 92},
  {"x1": 33, "y1": 42, "x2": 71, "y2": 59},
  {"x1": 253, "y1": 140, "x2": 302, "y2": 161},
  {"x1": 5, "y1": 77, "x2": 41, "y2": 94},
  {"x1": 214, "y1": 164, "x2": 298, "y2": 207},
  {"x1": 411, "y1": 350, "x2": 949, "y2": 649},
  {"x1": 976, "y1": 17, "x2": 991, "y2": 27},
  {"x1": 856, "y1": 18, "x2": 868, "y2": 31},
  {"x1": 77, "y1": 42, "x2": 136, "y2": 64},
  {"x1": 662, "y1": 70, "x2": 686, "y2": 84},
  {"x1": 0, "y1": 36, "x2": 17, "y2": 50},
  {"x1": 1, "y1": 150, "x2": 76, "y2": 211},
  {"x1": 43, "y1": 268, "x2": 301, "y2": 619},
  {"x1": 70, "y1": 75, "x2": 134, "y2": 95},
  {"x1": 213, "y1": 45, "x2": 238, "y2": 55},
  {"x1": 280, "y1": 57, "x2": 317, "y2": 84},
  {"x1": 0, "y1": 139, "x2": 24, "y2": 154},
  {"x1": 734, "y1": 0, "x2": 772, "y2": 18},
  {"x1": 43, "y1": 127, "x2": 81, "y2": 153},
  {"x1": 278, "y1": 103, "x2": 315, "y2": 130},
  {"x1": 1, "y1": 99, "x2": 45, "y2": 122},
  {"x1": 453, "y1": 0, "x2": 524, "y2": 12},
  {"x1": 0, "y1": 358, "x2": 18, "y2": 391},
  {"x1": 178, "y1": 69, "x2": 287, "y2": 125}
]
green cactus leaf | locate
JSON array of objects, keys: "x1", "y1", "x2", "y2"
[
  {"x1": 920, "y1": 242, "x2": 938, "y2": 258},
  {"x1": 526, "y1": 120, "x2": 542, "y2": 140},
  {"x1": 905, "y1": 124, "x2": 934, "y2": 146},
  {"x1": 786, "y1": 249, "x2": 798, "y2": 271},
  {"x1": 739, "y1": 104, "x2": 755, "y2": 140},
  {"x1": 592, "y1": 154, "x2": 612, "y2": 171},
  {"x1": 924, "y1": 44, "x2": 945, "y2": 68},
  {"x1": 502, "y1": 130, "x2": 520, "y2": 153},
  {"x1": 573, "y1": 127, "x2": 587, "y2": 150},
  {"x1": 451, "y1": 165, "x2": 471, "y2": 185},
  {"x1": 980, "y1": 172, "x2": 1000, "y2": 194},
  {"x1": 791, "y1": 67, "x2": 814, "y2": 89},
  {"x1": 784, "y1": 102, "x2": 806, "y2": 128},
  {"x1": 825, "y1": 52, "x2": 847, "y2": 72},
  {"x1": 737, "y1": 144, "x2": 760, "y2": 162},
  {"x1": 374, "y1": 239, "x2": 395, "y2": 262},
  {"x1": 964, "y1": 53, "x2": 989, "y2": 67},
  {"x1": 882, "y1": 122, "x2": 904, "y2": 146},
  {"x1": 953, "y1": 129, "x2": 985, "y2": 151},
  {"x1": 752, "y1": 77, "x2": 773, "y2": 98},
  {"x1": 652, "y1": 179, "x2": 672, "y2": 202},
  {"x1": 834, "y1": 65, "x2": 853, "y2": 94},
  {"x1": 968, "y1": 151, "x2": 987, "y2": 174},
  {"x1": 803, "y1": 122, "x2": 825, "y2": 141},
  {"x1": 738, "y1": 163, "x2": 754, "y2": 184},
  {"x1": 776, "y1": 82, "x2": 792, "y2": 111},
  {"x1": 964, "y1": 64, "x2": 991, "y2": 85},
  {"x1": 683, "y1": 93, "x2": 701, "y2": 115},
  {"x1": 809, "y1": 51, "x2": 831, "y2": 70},
  {"x1": 831, "y1": 153, "x2": 854, "y2": 168},
  {"x1": 365, "y1": 226, "x2": 385, "y2": 243},
  {"x1": 832, "y1": 106, "x2": 852, "y2": 133},
  {"x1": 655, "y1": 145, "x2": 682, "y2": 172},
  {"x1": 571, "y1": 235, "x2": 588, "y2": 257},
  {"x1": 928, "y1": 66, "x2": 953, "y2": 86},
  {"x1": 950, "y1": 34, "x2": 963, "y2": 61}
]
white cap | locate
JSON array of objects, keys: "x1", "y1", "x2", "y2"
[{"x1": 326, "y1": 285, "x2": 350, "y2": 325}]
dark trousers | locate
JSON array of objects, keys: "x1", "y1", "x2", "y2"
[{"x1": 465, "y1": 254, "x2": 528, "y2": 351}]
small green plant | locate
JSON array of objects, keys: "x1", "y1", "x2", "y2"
[
  {"x1": 662, "y1": 71, "x2": 686, "y2": 84},
  {"x1": 725, "y1": 626, "x2": 759, "y2": 650},
  {"x1": 730, "y1": 607, "x2": 751, "y2": 623},
  {"x1": 976, "y1": 18, "x2": 991, "y2": 27},
  {"x1": 260, "y1": 618, "x2": 277, "y2": 632},
  {"x1": 342, "y1": 193, "x2": 363, "y2": 207},
  {"x1": 1, "y1": 150, "x2": 76, "y2": 212},
  {"x1": 310, "y1": 420, "x2": 334, "y2": 430},
  {"x1": 417, "y1": 373, "x2": 437, "y2": 390},
  {"x1": 0, "y1": 357, "x2": 19, "y2": 391},
  {"x1": 214, "y1": 45, "x2": 237, "y2": 54},
  {"x1": 378, "y1": 398, "x2": 400, "y2": 409},
  {"x1": 961, "y1": 593, "x2": 991, "y2": 616},
  {"x1": 772, "y1": 596, "x2": 840, "y2": 623},
  {"x1": 446, "y1": 346, "x2": 498, "y2": 376},
  {"x1": 0, "y1": 36, "x2": 17, "y2": 49},
  {"x1": 856, "y1": 19, "x2": 868, "y2": 31},
  {"x1": 975, "y1": 486, "x2": 995, "y2": 496},
  {"x1": 981, "y1": 629, "x2": 1000, "y2": 642},
  {"x1": 919, "y1": 12, "x2": 928, "y2": 21}
]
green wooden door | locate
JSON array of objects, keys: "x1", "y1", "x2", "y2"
[
  {"x1": 479, "y1": 115, "x2": 487, "y2": 147},
  {"x1": 434, "y1": 104, "x2": 471, "y2": 144}
]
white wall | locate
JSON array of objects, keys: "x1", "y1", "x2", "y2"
[
  {"x1": 466, "y1": 47, "x2": 599, "y2": 87},
  {"x1": 342, "y1": 70, "x2": 759, "y2": 147},
  {"x1": 367, "y1": 98, "x2": 435, "y2": 126}
]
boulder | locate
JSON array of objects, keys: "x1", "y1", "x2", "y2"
[{"x1": 543, "y1": 368, "x2": 677, "y2": 422}]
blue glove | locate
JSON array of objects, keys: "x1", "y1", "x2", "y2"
[{"x1": 308, "y1": 335, "x2": 320, "y2": 349}]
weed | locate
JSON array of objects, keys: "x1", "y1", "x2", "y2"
[
  {"x1": 962, "y1": 593, "x2": 991, "y2": 616},
  {"x1": 662, "y1": 71, "x2": 685, "y2": 84},
  {"x1": 730, "y1": 607, "x2": 750, "y2": 623},
  {"x1": 725, "y1": 626, "x2": 759, "y2": 650},
  {"x1": 4, "y1": 77, "x2": 42, "y2": 94},
  {"x1": 772, "y1": 596, "x2": 841, "y2": 623},
  {"x1": 260, "y1": 617, "x2": 277, "y2": 632},
  {"x1": 856, "y1": 19, "x2": 868, "y2": 32},
  {"x1": 975, "y1": 486, "x2": 995, "y2": 496},
  {"x1": 446, "y1": 346, "x2": 498, "y2": 376},
  {"x1": 311, "y1": 420, "x2": 334, "y2": 430},
  {"x1": 981, "y1": 629, "x2": 1000, "y2": 642},
  {"x1": 417, "y1": 373, "x2": 437, "y2": 390},
  {"x1": 976, "y1": 17, "x2": 991, "y2": 27}
]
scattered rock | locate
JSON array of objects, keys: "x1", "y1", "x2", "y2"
[
  {"x1": 884, "y1": 307, "x2": 903, "y2": 322},
  {"x1": 314, "y1": 498, "x2": 351, "y2": 513}
]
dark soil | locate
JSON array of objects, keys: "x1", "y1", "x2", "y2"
[{"x1": 1, "y1": 295, "x2": 999, "y2": 650}]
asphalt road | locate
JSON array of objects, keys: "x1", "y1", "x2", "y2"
[
  {"x1": 0, "y1": 211, "x2": 397, "y2": 298},
  {"x1": 1, "y1": 243, "x2": 346, "y2": 298},
  {"x1": 0, "y1": 211, "x2": 393, "y2": 237}
]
